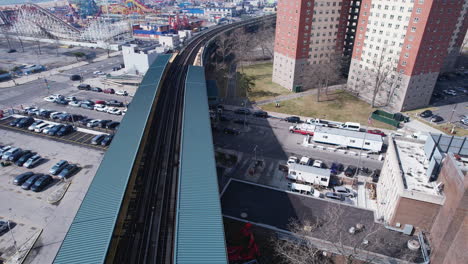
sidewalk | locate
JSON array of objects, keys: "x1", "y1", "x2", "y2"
[
  {"x1": 0, "y1": 51, "x2": 121, "y2": 88},
  {"x1": 254, "y1": 84, "x2": 345, "y2": 106},
  {"x1": 402, "y1": 119, "x2": 445, "y2": 134}
]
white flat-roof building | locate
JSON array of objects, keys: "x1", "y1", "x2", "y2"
[
  {"x1": 122, "y1": 44, "x2": 164, "y2": 75},
  {"x1": 159, "y1": 34, "x2": 180, "y2": 49},
  {"x1": 312, "y1": 126, "x2": 383, "y2": 152},
  {"x1": 287, "y1": 163, "x2": 330, "y2": 187}
]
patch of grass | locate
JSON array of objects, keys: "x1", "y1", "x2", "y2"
[
  {"x1": 405, "y1": 111, "x2": 468, "y2": 136},
  {"x1": 261, "y1": 90, "x2": 396, "y2": 130},
  {"x1": 238, "y1": 63, "x2": 291, "y2": 101}
]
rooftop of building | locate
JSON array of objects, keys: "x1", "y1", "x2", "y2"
[
  {"x1": 314, "y1": 126, "x2": 383, "y2": 142},
  {"x1": 394, "y1": 138, "x2": 443, "y2": 197}
]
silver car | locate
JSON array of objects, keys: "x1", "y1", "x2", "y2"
[
  {"x1": 28, "y1": 120, "x2": 44, "y2": 131},
  {"x1": 2, "y1": 147, "x2": 22, "y2": 161},
  {"x1": 23, "y1": 154, "x2": 42, "y2": 168}
]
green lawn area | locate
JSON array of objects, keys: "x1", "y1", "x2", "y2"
[
  {"x1": 261, "y1": 90, "x2": 396, "y2": 130},
  {"x1": 238, "y1": 63, "x2": 291, "y2": 101}
]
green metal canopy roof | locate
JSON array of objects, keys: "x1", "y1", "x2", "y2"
[
  {"x1": 174, "y1": 66, "x2": 227, "y2": 263},
  {"x1": 53, "y1": 54, "x2": 172, "y2": 264}
]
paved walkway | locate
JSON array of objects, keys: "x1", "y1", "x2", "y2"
[
  {"x1": 402, "y1": 119, "x2": 445, "y2": 134},
  {"x1": 254, "y1": 84, "x2": 345, "y2": 106},
  {"x1": 0, "y1": 51, "x2": 121, "y2": 88}
]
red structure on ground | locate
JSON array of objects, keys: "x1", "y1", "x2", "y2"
[{"x1": 227, "y1": 223, "x2": 260, "y2": 262}]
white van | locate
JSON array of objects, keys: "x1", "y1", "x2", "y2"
[
  {"x1": 299, "y1": 157, "x2": 311, "y2": 165},
  {"x1": 341, "y1": 122, "x2": 361, "y2": 131}
]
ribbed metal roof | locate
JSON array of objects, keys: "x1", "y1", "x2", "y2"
[
  {"x1": 53, "y1": 54, "x2": 172, "y2": 264},
  {"x1": 174, "y1": 66, "x2": 227, "y2": 263}
]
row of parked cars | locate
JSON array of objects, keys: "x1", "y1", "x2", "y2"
[
  {"x1": 22, "y1": 106, "x2": 121, "y2": 131},
  {"x1": 12, "y1": 160, "x2": 80, "y2": 192},
  {"x1": 0, "y1": 146, "x2": 42, "y2": 168},
  {"x1": 43, "y1": 94, "x2": 127, "y2": 116},
  {"x1": 9, "y1": 117, "x2": 76, "y2": 136},
  {"x1": 77, "y1": 84, "x2": 128, "y2": 96}
]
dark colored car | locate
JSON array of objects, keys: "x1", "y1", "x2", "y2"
[
  {"x1": 77, "y1": 84, "x2": 91, "y2": 90},
  {"x1": 56, "y1": 125, "x2": 74, "y2": 136},
  {"x1": 38, "y1": 110, "x2": 52, "y2": 118},
  {"x1": 7, "y1": 149, "x2": 26, "y2": 162},
  {"x1": 58, "y1": 164, "x2": 79, "y2": 179},
  {"x1": 9, "y1": 118, "x2": 22, "y2": 127},
  {"x1": 223, "y1": 128, "x2": 240, "y2": 135},
  {"x1": 13, "y1": 172, "x2": 34, "y2": 185},
  {"x1": 103, "y1": 88, "x2": 115, "y2": 94},
  {"x1": 54, "y1": 98, "x2": 69, "y2": 105},
  {"x1": 50, "y1": 160, "x2": 68, "y2": 175},
  {"x1": 99, "y1": 120, "x2": 112, "y2": 128},
  {"x1": 70, "y1": 74, "x2": 81, "y2": 81},
  {"x1": 31, "y1": 175, "x2": 53, "y2": 192},
  {"x1": 15, "y1": 151, "x2": 34, "y2": 166},
  {"x1": 233, "y1": 118, "x2": 248, "y2": 125},
  {"x1": 345, "y1": 166, "x2": 357, "y2": 177},
  {"x1": 47, "y1": 124, "x2": 64, "y2": 136},
  {"x1": 253, "y1": 110, "x2": 268, "y2": 118},
  {"x1": 431, "y1": 115, "x2": 444, "y2": 122},
  {"x1": 101, "y1": 135, "x2": 114, "y2": 146},
  {"x1": 79, "y1": 118, "x2": 93, "y2": 125},
  {"x1": 420, "y1": 110, "x2": 433, "y2": 118},
  {"x1": 330, "y1": 162, "x2": 344, "y2": 175},
  {"x1": 7, "y1": 49, "x2": 17, "y2": 53},
  {"x1": 372, "y1": 169, "x2": 381, "y2": 183},
  {"x1": 91, "y1": 134, "x2": 106, "y2": 145},
  {"x1": 21, "y1": 174, "x2": 42, "y2": 190},
  {"x1": 106, "y1": 100, "x2": 123, "y2": 107},
  {"x1": 234, "y1": 108, "x2": 251, "y2": 115},
  {"x1": 106, "y1": 121, "x2": 120, "y2": 129},
  {"x1": 90, "y1": 87, "x2": 102, "y2": 92},
  {"x1": 80, "y1": 103, "x2": 94, "y2": 110},
  {"x1": 285, "y1": 116, "x2": 301, "y2": 123},
  {"x1": 367, "y1": 129, "x2": 386, "y2": 137},
  {"x1": 81, "y1": 100, "x2": 95, "y2": 105},
  {"x1": 16, "y1": 117, "x2": 34, "y2": 128}
]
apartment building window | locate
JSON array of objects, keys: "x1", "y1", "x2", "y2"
[
  {"x1": 397, "y1": 16, "x2": 402, "y2": 21},
  {"x1": 413, "y1": 18, "x2": 419, "y2": 23},
  {"x1": 404, "y1": 53, "x2": 409, "y2": 58},
  {"x1": 419, "y1": 0, "x2": 424, "y2": 3},
  {"x1": 400, "y1": 7, "x2": 404, "y2": 12},
  {"x1": 416, "y1": 8, "x2": 422, "y2": 14}
]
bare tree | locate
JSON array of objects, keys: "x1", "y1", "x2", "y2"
[
  {"x1": 255, "y1": 21, "x2": 275, "y2": 59},
  {"x1": 232, "y1": 28, "x2": 256, "y2": 72},
  {"x1": 273, "y1": 205, "x2": 391, "y2": 264},
  {"x1": 302, "y1": 54, "x2": 343, "y2": 101}
]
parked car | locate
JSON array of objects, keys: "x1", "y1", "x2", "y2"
[
  {"x1": 7, "y1": 149, "x2": 26, "y2": 162},
  {"x1": 70, "y1": 74, "x2": 81, "y2": 81},
  {"x1": 90, "y1": 87, "x2": 102, "y2": 92},
  {"x1": 81, "y1": 100, "x2": 95, "y2": 105},
  {"x1": 65, "y1": 96, "x2": 77, "y2": 102},
  {"x1": 91, "y1": 134, "x2": 106, "y2": 145},
  {"x1": 106, "y1": 100, "x2": 124, "y2": 107},
  {"x1": 28, "y1": 120, "x2": 43, "y2": 131},
  {"x1": 93, "y1": 71, "x2": 105, "y2": 75},
  {"x1": 9, "y1": 118, "x2": 22, "y2": 127},
  {"x1": 21, "y1": 174, "x2": 42, "y2": 190},
  {"x1": 2, "y1": 147, "x2": 22, "y2": 160},
  {"x1": 24, "y1": 107, "x2": 38, "y2": 116},
  {"x1": 31, "y1": 175, "x2": 53, "y2": 192},
  {"x1": 106, "y1": 121, "x2": 120, "y2": 129},
  {"x1": 16, "y1": 117, "x2": 34, "y2": 128},
  {"x1": 95, "y1": 100, "x2": 106, "y2": 105},
  {"x1": 325, "y1": 192, "x2": 345, "y2": 201},
  {"x1": 15, "y1": 151, "x2": 34, "y2": 166},
  {"x1": 461, "y1": 118, "x2": 468, "y2": 126},
  {"x1": 98, "y1": 120, "x2": 112, "y2": 128},
  {"x1": 50, "y1": 160, "x2": 68, "y2": 175},
  {"x1": 234, "y1": 108, "x2": 250, "y2": 115},
  {"x1": 56, "y1": 125, "x2": 74, "y2": 136},
  {"x1": 23, "y1": 154, "x2": 42, "y2": 168},
  {"x1": 223, "y1": 128, "x2": 240, "y2": 135},
  {"x1": 253, "y1": 110, "x2": 268, "y2": 118},
  {"x1": 287, "y1": 156, "x2": 299, "y2": 165},
  {"x1": 116, "y1": 90, "x2": 128, "y2": 96},
  {"x1": 13, "y1": 172, "x2": 35, "y2": 185},
  {"x1": 0, "y1": 146, "x2": 12, "y2": 158},
  {"x1": 50, "y1": 112, "x2": 63, "y2": 119},
  {"x1": 367, "y1": 129, "x2": 386, "y2": 137},
  {"x1": 80, "y1": 103, "x2": 94, "y2": 110},
  {"x1": 78, "y1": 118, "x2": 93, "y2": 125},
  {"x1": 420, "y1": 110, "x2": 433, "y2": 118},
  {"x1": 94, "y1": 104, "x2": 108, "y2": 112},
  {"x1": 101, "y1": 135, "x2": 114, "y2": 146},
  {"x1": 312, "y1": 160, "x2": 323, "y2": 168},
  {"x1": 431, "y1": 115, "x2": 444, "y2": 123},
  {"x1": 69, "y1": 101, "x2": 81, "y2": 107},
  {"x1": 330, "y1": 162, "x2": 344, "y2": 175},
  {"x1": 333, "y1": 186, "x2": 355, "y2": 198},
  {"x1": 87, "y1": 119, "x2": 101, "y2": 128},
  {"x1": 47, "y1": 124, "x2": 64, "y2": 136},
  {"x1": 38, "y1": 109, "x2": 52, "y2": 118},
  {"x1": 103, "y1": 88, "x2": 115, "y2": 94},
  {"x1": 41, "y1": 124, "x2": 55, "y2": 134},
  {"x1": 58, "y1": 164, "x2": 79, "y2": 179},
  {"x1": 77, "y1": 84, "x2": 91, "y2": 90},
  {"x1": 285, "y1": 116, "x2": 301, "y2": 123},
  {"x1": 54, "y1": 98, "x2": 69, "y2": 105},
  {"x1": 344, "y1": 165, "x2": 357, "y2": 177},
  {"x1": 7, "y1": 48, "x2": 17, "y2": 53}
]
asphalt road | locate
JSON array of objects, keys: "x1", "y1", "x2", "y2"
[
  {"x1": 0, "y1": 56, "x2": 123, "y2": 109},
  {"x1": 212, "y1": 110, "x2": 384, "y2": 171}
]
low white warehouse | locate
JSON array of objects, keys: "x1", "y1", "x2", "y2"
[
  {"x1": 287, "y1": 163, "x2": 330, "y2": 187},
  {"x1": 312, "y1": 126, "x2": 384, "y2": 152}
]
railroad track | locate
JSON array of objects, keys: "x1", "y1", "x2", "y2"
[{"x1": 112, "y1": 15, "x2": 275, "y2": 264}]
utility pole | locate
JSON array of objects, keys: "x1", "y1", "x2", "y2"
[{"x1": 449, "y1": 103, "x2": 458, "y2": 134}]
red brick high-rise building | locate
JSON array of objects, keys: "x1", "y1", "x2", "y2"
[
  {"x1": 272, "y1": 0, "x2": 360, "y2": 90},
  {"x1": 347, "y1": 0, "x2": 468, "y2": 111}
]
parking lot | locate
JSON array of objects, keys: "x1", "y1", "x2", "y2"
[{"x1": 0, "y1": 129, "x2": 104, "y2": 263}]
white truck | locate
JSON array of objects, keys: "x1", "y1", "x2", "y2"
[
  {"x1": 289, "y1": 124, "x2": 316, "y2": 135},
  {"x1": 288, "y1": 183, "x2": 321, "y2": 198},
  {"x1": 287, "y1": 163, "x2": 330, "y2": 187}
]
